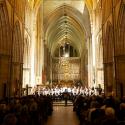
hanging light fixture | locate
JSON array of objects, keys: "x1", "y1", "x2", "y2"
[{"x1": 59, "y1": 5, "x2": 70, "y2": 58}]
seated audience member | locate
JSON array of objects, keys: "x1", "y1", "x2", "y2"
[
  {"x1": 101, "y1": 107, "x2": 117, "y2": 125},
  {"x1": 2, "y1": 114, "x2": 17, "y2": 125}
]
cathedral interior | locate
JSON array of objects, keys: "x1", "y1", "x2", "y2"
[
  {"x1": 0, "y1": 0, "x2": 125, "y2": 98},
  {"x1": 1, "y1": 1, "x2": 125, "y2": 125}
]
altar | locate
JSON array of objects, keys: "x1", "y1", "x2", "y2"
[{"x1": 52, "y1": 57, "x2": 80, "y2": 84}]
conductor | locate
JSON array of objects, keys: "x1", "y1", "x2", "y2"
[{"x1": 63, "y1": 89, "x2": 69, "y2": 106}]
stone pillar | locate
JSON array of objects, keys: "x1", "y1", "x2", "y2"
[
  {"x1": 30, "y1": 13, "x2": 36, "y2": 87},
  {"x1": 87, "y1": 37, "x2": 94, "y2": 88},
  {"x1": 50, "y1": 55, "x2": 53, "y2": 85}
]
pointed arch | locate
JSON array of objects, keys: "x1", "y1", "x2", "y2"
[
  {"x1": 116, "y1": 3, "x2": 125, "y2": 56},
  {"x1": 104, "y1": 21, "x2": 113, "y2": 63},
  {"x1": 103, "y1": 21, "x2": 114, "y2": 93},
  {"x1": 12, "y1": 21, "x2": 23, "y2": 63},
  {"x1": 0, "y1": 2, "x2": 11, "y2": 55},
  {"x1": 44, "y1": 4, "x2": 90, "y2": 57},
  {"x1": 115, "y1": 2, "x2": 125, "y2": 97},
  {"x1": 0, "y1": 2, "x2": 11, "y2": 98},
  {"x1": 10, "y1": 21, "x2": 24, "y2": 96}
]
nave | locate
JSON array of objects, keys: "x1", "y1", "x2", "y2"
[
  {"x1": 1, "y1": 0, "x2": 125, "y2": 124},
  {"x1": 1, "y1": 0, "x2": 125, "y2": 100},
  {"x1": 46, "y1": 106, "x2": 79, "y2": 125}
]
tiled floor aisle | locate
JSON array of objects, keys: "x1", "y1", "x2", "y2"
[{"x1": 45, "y1": 106, "x2": 79, "y2": 125}]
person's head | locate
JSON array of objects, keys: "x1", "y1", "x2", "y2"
[
  {"x1": 3, "y1": 114, "x2": 17, "y2": 125},
  {"x1": 105, "y1": 107, "x2": 115, "y2": 118},
  {"x1": 120, "y1": 103, "x2": 125, "y2": 110},
  {"x1": 0, "y1": 104, "x2": 7, "y2": 111}
]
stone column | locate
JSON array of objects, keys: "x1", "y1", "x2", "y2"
[
  {"x1": 87, "y1": 37, "x2": 94, "y2": 88},
  {"x1": 30, "y1": 13, "x2": 36, "y2": 87}
]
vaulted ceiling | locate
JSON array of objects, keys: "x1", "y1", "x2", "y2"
[
  {"x1": 29, "y1": 0, "x2": 97, "y2": 12},
  {"x1": 44, "y1": 3, "x2": 91, "y2": 56},
  {"x1": 28, "y1": 0, "x2": 97, "y2": 56}
]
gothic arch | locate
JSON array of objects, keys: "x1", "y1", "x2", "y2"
[
  {"x1": 116, "y1": 3, "x2": 125, "y2": 96},
  {"x1": 43, "y1": 4, "x2": 89, "y2": 56},
  {"x1": 11, "y1": 21, "x2": 23, "y2": 96},
  {"x1": 103, "y1": 21, "x2": 114, "y2": 93},
  {"x1": 104, "y1": 22, "x2": 114, "y2": 63},
  {"x1": 117, "y1": 3, "x2": 125, "y2": 56},
  {"x1": 0, "y1": 2, "x2": 11, "y2": 54},
  {"x1": 13, "y1": 21, "x2": 23, "y2": 63},
  {"x1": 0, "y1": 2, "x2": 11, "y2": 98}
]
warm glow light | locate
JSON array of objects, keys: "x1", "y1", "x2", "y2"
[
  {"x1": 92, "y1": 41, "x2": 95, "y2": 66},
  {"x1": 31, "y1": 47, "x2": 35, "y2": 87},
  {"x1": 30, "y1": 14, "x2": 36, "y2": 87},
  {"x1": 92, "y1": 27, "x2": 96, "y2": 67},
  {"x1": 64, "y1": 53, "x2": 69, "y2": 57}
]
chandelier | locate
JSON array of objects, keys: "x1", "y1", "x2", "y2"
[{"x1": 57, "y1": 5, "x2": 69, "y2": 57}]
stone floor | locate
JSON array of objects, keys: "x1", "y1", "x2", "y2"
[{"x1": 45, "y1": 106, "x2": 79, "y2": 125}]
